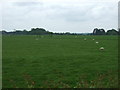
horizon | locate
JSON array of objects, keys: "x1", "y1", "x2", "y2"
[{"x1": 1, "y1": 27, "x2": 118, "y2": 34}]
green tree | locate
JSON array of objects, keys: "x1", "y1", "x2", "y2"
[
  {"x1": 93, "y1": 28, "x2": 98, "y2": 35},
  {"x1": 22, "y1": 29, "x2": 28, "y2": 35},
  {"x1": 93, "y1": 28, "x2": 105, "y2": 35},
  {"x1": 99, "y1": 29, "x2": 105, "y2": 35},
  {"x1": 29, "y1": 28, "x2": 48, "y2": 35},
  {"x1": 106, "y1": 29, "x2": 118, "y2": 35}
]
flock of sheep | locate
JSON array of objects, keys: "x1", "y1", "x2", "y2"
[
  {"x1": 84, "y1": 38, "x2": 104, "y2": 51},
  {"x1": 35, "y1": 36, "x2": 105, "y2": 51}
]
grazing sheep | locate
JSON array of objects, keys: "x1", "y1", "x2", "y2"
[
  {"x1": 99, "y1": 47, "x2": 104, "y2": 50},
  {"x1": 36, "y1": 38, "x2": 39, "y2": 40},
  {"x1": 95, "y1": 41, "x2": 99, "y2": 44},
  {"x1": 93, "y1": 39, "x2": 95, "y2": 40},
  {"x1": 84, "y1": 38, "x2": 87, "y2": 40}
]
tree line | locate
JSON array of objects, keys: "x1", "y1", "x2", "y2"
[
  {"x1": 1, "y1": 28, "x2": 53, "y2": 35},
  {"x1": 93, "y1": 28, "x2": 118, "y2": 35},
  {"x1": 1, "y1": 28, "x2": 119, "y2": 35}
]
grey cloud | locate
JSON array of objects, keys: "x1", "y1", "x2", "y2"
[
  {"x1": 13, "y1": 2, "x2": 43, "y2": 7},
  {"x1": 44, "y1": 2, "x2": 117, "y2": 23},
  {"x1": 40, "y1": 4, "x2": 94, "y2": 22},
  {"x1": 2, "y1": 1, "x2": 118, "y2": 32},
  {"x1": 119, "y1": 1, "x2": 120, "y2": 28}
]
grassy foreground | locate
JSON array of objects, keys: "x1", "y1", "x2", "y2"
[{"x1": 2, "y1": 35, "x2": 118, "y2": 88}]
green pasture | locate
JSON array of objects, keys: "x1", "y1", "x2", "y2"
[{"x1": 2, "y1": 35, "x2": 118, "y2": 88}]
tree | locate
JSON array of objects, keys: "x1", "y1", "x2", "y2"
[
  {"x1": 106, "y1": 29, "x2": 118, "y2": 35},
  {"x1": 93, "y1": 28, "x2": 105, "y2": 35},
  {"x1": 99, "y1": 29, "x2": 105, "y2": 35},
  {"x1": 93, "y1": 28, "x2": 98, "y2": 35},
  {"x1": 29, "y1": 28, "x2": 48, "y2": 35},
  {"x1": 22, "y1": 29, "x2": 28, "y2": 35},
  {"x1": 2, "y1": 30, "x2": 8, "y2": 35},
  {"x1": 65, "y1": 32, "x2": 70, "y2": 35}
]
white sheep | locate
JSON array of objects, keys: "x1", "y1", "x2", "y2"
[
  {"x1": 95, "y1": 41, "x2": 99, "y2": 44},
  {"x1": 92, "y1": 39, "x2": 95, "y2": 40},
  {"x1": 36, "y1": 38, "x2": 39, "y2": 40},
  {"x1": 99, "y1": 47, "x2": 104, "y2": 50},
  {"x1": 84, "y1": 38, "x2": 87, "y2": 40}
]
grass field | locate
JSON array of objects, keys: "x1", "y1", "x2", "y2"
[{"x1": 2, "y1": 35, "x2": 118, "y2": 88}]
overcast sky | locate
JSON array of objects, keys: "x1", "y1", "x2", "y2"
[{"x1": 1, "y1": 0, "x2": 119, "y2": 33}]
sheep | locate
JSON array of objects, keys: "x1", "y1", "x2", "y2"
[
  {"x1": 92, "y1": 39, "x2": 95, "y2": 40},
  {"x1": 95, "y1": 41, "x2": 99, "y2": 44},
  {"x1": 36, "y1": 38, "x2": 39, "y2": 40},
  {"x1": 99, "y1": 47, "x2": 104, "y2": 50},
  {"x1": 84, "y1": 38, "x2": 87, "y2": 40}
]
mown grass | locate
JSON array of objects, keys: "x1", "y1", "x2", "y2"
[{"x1": 2, "y1": 35, "x2": 118, "y2": 88}]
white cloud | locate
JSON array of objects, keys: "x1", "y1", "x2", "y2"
[
  {"x1": 0, "y1": 4, "x2": 2, "y2": 30},
  {"x1": 1, "y1": 0, "x2": 118, "y2": 33}
]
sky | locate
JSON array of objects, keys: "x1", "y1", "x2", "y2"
[{"x1": 1, "y1": 0, "x2": 119, "y2": 33}]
